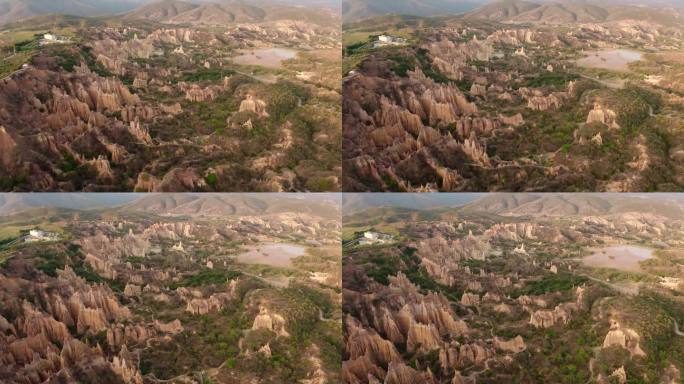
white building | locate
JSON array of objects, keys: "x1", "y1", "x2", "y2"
[
  {"x1": 42, "y1": 33, "x2": 69, "y2": 43},
  {"x1": 25, "y1": 229, "x2": 59, "y2": 243},
  {"x1": 359, "y1": 231, "x2": 394, "y2": 246},
  {"x1": 374, "y1": 35, "x2": 407, "y2": 48}
]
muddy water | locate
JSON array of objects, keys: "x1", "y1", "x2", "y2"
[
  {"x1": 583, "y1": 245, "x2": 654, "y2": 272},
  {"x1": 575, "y1": 49, "x2": 642, "y2": 71},
  {"x1": 231, "y1": 48, "x2": 298, "y2": 68},
  {"x1": 236, "y1": 243, "x2": 306, "y2": 267}
]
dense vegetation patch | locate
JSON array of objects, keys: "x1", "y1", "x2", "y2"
[
  {"x1": 180, "y1": 68, "x2": 235, "y2": 82},
  {"x1": 363, "y1": 246, "x2": 463, "y2": 302},
  {"x1": 609, "y1": 85, "x2": 662, "y2": 132},
  {"x1": 520, "y1": 72, "x2": 580, "y2": 89},
  {"x1": 170, "y1": 268, "x2": 242, "y2": 288},
  {"x1": 34, "y1": 243, "x2": 124, "y2": 291},
  {"x1": 512, "y1": 274, "x2": 587, "y2": 298},
  {"x1": 267, "y1": 81, "x2": 311, "y2": 123}
]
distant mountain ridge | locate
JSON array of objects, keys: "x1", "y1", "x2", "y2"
[
  {"x1": 0, "y1": 0, "x2": 149, "y2": 25},
  {"x1": 343, "y1": 194, "x2": 684, "y2": 219},
  {"x1": 343, "y1": 193, "x2": 480, "y2": 214},
  {"x1": 126, "y1": 0, "x2": 339, "y2": 25},
  {"x1": 343, "y1": 0, "x2": 485, "y2": 23},
  {"x1": 122, "y1": 194, "x2": 341, "y2": 218},
  {"x1": 461, "y1": 194, "x2": 684, "y2": 218},
  {"x1": 123, "y1": 0, "x2": 198, "y2": 21},
  {"x1": 463, "y1": 0, "x2": 541, "y2": 19},
  {"x1": 0, "y1": 194, "x2": 139, "y2": 216},
  {"x1": 0, "y1": 0, "x2": 338, "y2": 26},
  {"x1": 465, "y1": 0, "x2": 683, "y2": 25},
  {"x1": 343, "y1": 0, "x2": 684, "y2": 25},
  {"x1": 124, "y1": 0, "x2": 267, "y2": 24},
  {"x1": 0, "y1": 194, "x2": 340, "y2": 219}
]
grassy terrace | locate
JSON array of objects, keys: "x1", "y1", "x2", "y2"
[
  {"x1": 342, "y1": 19, "x2": 418, "y2": 75},
  {"x1": 0, "y1": 25, "x2": 79, "y2": 78}
]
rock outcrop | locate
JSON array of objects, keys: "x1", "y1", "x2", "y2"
[
  {"x1": 252, "y1": 306, "x2": 289, "y2": 337},
  {"x1": 494, "y1": 336, "x2": 526, "y2": 353},
  {"x1": 0, "y1": 125, "x2": 16, "y2": 167},
  {"x1": 602, "y1": 320, "x2": 646, "y2": 357},
  {"x1": 529, "y1": 303, "x2": 575, "y2": 328},
  {"x1": 239, "y1": 94, "x2": 269, "y2": 117},
  {"x1": 587, "y1": 102, "x2": 620, "y2": 129}
]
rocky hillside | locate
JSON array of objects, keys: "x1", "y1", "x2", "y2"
[
  {"x1": 343, "y1": 3, "x2": 684, "y2": 191},
  {"x1": 343, "y1": 194, "x2": 684, "y2": 383},
  {"x1": 0, "y1": 194, "x2": 342, "y2": 383},
  {"x1": 0, "y1": 0, "x2": 341, "y2": 192}
]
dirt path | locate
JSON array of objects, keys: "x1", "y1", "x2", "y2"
[
  {"x1": 674, "y1": 319, "x2": 684, "y2": 337},
  {"x1": 0, "y1": 67, "x2": 25, "y2": 82},
  {"x1": 233, "y1": 69, "x2": 278, "y2": 84},
  {"x1": 319, "y1": 308, "x2": 336, "y2": 322},
  {"x1": 240, "y1": 271, "x2": 290, "y2": 288},
  {"x1": 580, "y1": 274, "x2": 640, "y2": 296},
  {"x1": 575, "y1": 73, "x2": 625, "y2": 89}
]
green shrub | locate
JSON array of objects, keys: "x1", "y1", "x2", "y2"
[
  {"x1": 386, "y1": 54, "x2": 415, "y2": 77},
  {"x1": 205, "y1": 173, "x2": 218, "y2": 187},
  {"x1": 171, "y1": 269, "x2": 242, "y2": 288},
  {"x1": 513, "y1": 274, "x2": 587, "y2": 297},
  {"x1": 180, "y1": 68, "x2": 234, "y2": 82}
]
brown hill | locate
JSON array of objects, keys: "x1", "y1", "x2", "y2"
[
  {"x1": 0, "y1": 0, "x2": 146, "y2": 25},
  {"x1": 342, "y1": 0, "x2": 484, "y2": 23},
  {"x1": 464, "y1": 0, "x2": 540, "y2": 20},
  {"x1": 123, "y1": 194, "x2": 340, "y2": 219},
  {"x1": 465, "y1": 0, "x2": 683, "y2": 25},
  {"x1": 124, "y1": 0, "x2": 335, "y2": 25},
  {"x1": 462, "y1": 194, "x2": 684, "y2": 218},
  {"x1": 123, "y1": 0, "x2": 198, "y2": 21},
  {"x1": 511, "y1": 2, "x2": 609, "y2": 23},
  {"x1": 0, "y1": 194, "x2": 137, "y2": 216},
  {"x1": 166, "y1": 2, "x2": 266, "y2": 24}
]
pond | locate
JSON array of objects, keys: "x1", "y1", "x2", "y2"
[
  {"x1": 236, "y1": 243, "x2": 306, "y2": 267},
  {"x1": 582, "y1": 245, "x2": 654, "y2": 272},
  {"x1": 575, "y1": 49, "x2": 642, "y2": 71},
  {"x1": 231, "y1": 48, "x2": 298, "y2": 69}
]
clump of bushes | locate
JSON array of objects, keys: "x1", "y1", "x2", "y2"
[{"x1": 170, "y1": 269, "x2": 242, "y2": 288}]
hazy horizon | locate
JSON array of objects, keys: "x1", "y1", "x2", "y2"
[
  {"x1": 0, "y1": 0, "x2": 340, "y2": 26},
  {"x1": 0, "y1": 193, "x2": 341, "y2": 215},
  {"x1": 342, "y1": 0, "x2": 684, "y2": 23},
  {"x1": 343, "y1": 193, "x2": 684, "y2": 214}
]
